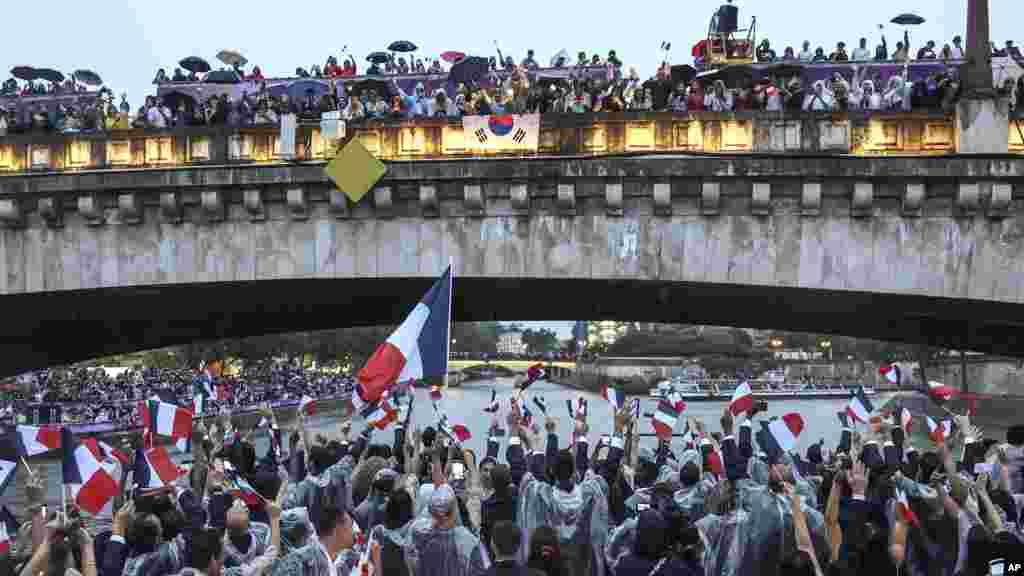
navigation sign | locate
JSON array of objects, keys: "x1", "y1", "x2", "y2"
[{"x1": 324, "y1": 138, "x2": 386, "y2": 204}]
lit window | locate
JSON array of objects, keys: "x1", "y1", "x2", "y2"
[
  {"x1": 67, "y1": 140, "x2": 92, "y2": 168},
  {"x1": 625, "y1": 122, "x2": 655, "y2": 150},
  {"x1": 0, "y1": 145, "x2": 10, "y2": 170},
  {"x1": 230, "y1": 135, "x2": 253, "y2": 160},
  {"x1": 189, "y1": 137, "x2": 210, "y2": 162},
  {"x1": 442, "y1": 125, "x2": 465, "y2": 154},
  {"x1": 107, "y1": 140, "x2": 131, "y2": 165},
  {"x1": 29, "y1": 145, "x2": 50, "y2": 169},
  {"x1": 145, "y1": 137, "x2": 172, "y2": 164},
  {"x1": 399, "y1": 126, "x2": 425, "y2": 155},
  {"x1": 270, "y1": 135, "x2": 281, "y2": 158}
]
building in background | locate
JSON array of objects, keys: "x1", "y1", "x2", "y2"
[
  {"x1": 587, "y1": 321, "x2": 631, "y2": 346},
  {"x1": 498, "y1": 331, "x2": 526, "y2": 355}
]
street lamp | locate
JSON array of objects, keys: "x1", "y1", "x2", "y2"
[
  {"x1": 770, "y1": 338, "x2": 783, "y2": 348},
  {"x1": 820, "y1": 340, "x2": 832, "y2": 361}
]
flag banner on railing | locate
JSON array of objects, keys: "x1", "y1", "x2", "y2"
[{"x1": 462, "y1": 114, "x2": 540, "y2": 153}]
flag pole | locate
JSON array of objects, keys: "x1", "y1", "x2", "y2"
[{"x1": 20, "y1": 457, "x2": 32, "y2": 476}]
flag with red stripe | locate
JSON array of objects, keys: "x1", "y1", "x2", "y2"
[
  {"x1": 61, "y1": 428, "x2": 119, "y2": 516},
  {"x1": 15, "y1": 425, "x2": 62, "y2": 457},
  {"x1": 729, "y1": 382, "x2": 754, "y2": 416},
  {"x1": 133, "y1": 446, "x2": 180, "y2": 489}
]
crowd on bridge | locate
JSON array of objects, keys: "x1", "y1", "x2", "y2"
[
  {"x1": 4, "y1": 27, "x2": 1024, "y2": 140},
  {"x1": 4, "y1": 365, "x2": 353, "y2": 428},
  {"x1": 2, "y1": 369, "x2": 1022, "y2": 576}
]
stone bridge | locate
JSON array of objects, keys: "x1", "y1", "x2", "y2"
[{"x1": 0, "y1": 120, "x2": 1023, "y2": 374}]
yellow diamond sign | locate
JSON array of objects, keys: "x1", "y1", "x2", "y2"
[{"x1": 324, "y1": 138, "x2": 386, "y2": 204}]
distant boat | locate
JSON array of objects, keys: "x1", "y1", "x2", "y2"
[{"x1": 649, "y1": 378, "x2": 877, "y2": 401}]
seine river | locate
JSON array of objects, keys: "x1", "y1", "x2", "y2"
[{"x1": 22, "y1": 378, "x2": 878, "y2": 506}]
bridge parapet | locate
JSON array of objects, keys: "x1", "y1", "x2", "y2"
[{"x1": 1, "y1": 112, "x2": 1023, "y2": 179}]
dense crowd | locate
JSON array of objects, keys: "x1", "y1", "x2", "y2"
[
  {"x1": 5, "y1": 379, "x2": 1023, "y2": 576},
  {"x1": 3, "y1": 32, "x2": 1024, "y2": 139},
  {"x1": 6, "y1": 366, "x2": 353, "y2": 427}
]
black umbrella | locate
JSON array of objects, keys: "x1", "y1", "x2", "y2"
[
  {"x1": 10, "y1": 66, "x2": 36, "y2": 81},
  {"x1": 179, "y1": 56, "x2": 211, "y2": 74},
  {"x1": 891, "y1": 13, "x2": 925, "y2": 25},
  {"x1": 366, "y1": 51, "x2": 390, "y2": 65},
  {"x1": 448, "y1": 56, "x2": 490, "y2": 86},
  {"x1": 204, "y1": 70, "x2": 241, "y2": 84},
  {"x1": 35, "y1": 68, "x2": 65, "y2": 84},
  {"x1": 388, "y1": 40, "x2": 417, "y2": 53},
  {"x1": 670, "y1": 64, "x2": 697, "y2": 85},
  {"x1": 696, "y1": 65, "x2": 753, "y2": 86},
  {"x1": 347, "y1": 78, "x2": 393, "y2": 99},
  {"x1": 162, "y1": 91, "x2": 198, "y2": 112},
  {"x1": 73, "y1": 69, "x2": 103, "y2": 87}
]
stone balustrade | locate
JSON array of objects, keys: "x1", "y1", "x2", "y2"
[{"x1": 1, "y1": 112, "x2": 1022, "y2": 176}]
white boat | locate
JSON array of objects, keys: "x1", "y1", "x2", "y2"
[{"x1": 649, "y1": 378, "x2": 876, "y2": 401}]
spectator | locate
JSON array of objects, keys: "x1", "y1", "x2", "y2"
[
  {"x1": 852, "y1": 38, "x2": 872, "y2": 61},
  {"x1": 172, "y1": 68, "x2": 188, "y2": 82},
  {"x1": 952, "y1": 35, "x2": 965, "y2": 58},
  {"x1": 153, "y1": 69, "x2": 168, "y2": 84},
  {"x1": 526, "y1": 527, "x2": 567, "y2": 576},
  {"x1": 485, "y1": 522, "x2": 544, "y2": 576},
  {"x1": 757, "y1": 39, "x2": 777, "y2": 63},
  {"x1": 1006, "y1": 41, "x2": 1022, "y2": 59},
  {"x1": 798, "y1": 41, "x2": 813, "y2": 62},
  {"x1": 917, "y1": 40, "x2": 938, "y2": 60},
  {"x1": 803, "y1": 80, "x2": 834, "y2": 111},
  {"x1": 941, "y1": 44, "x2": 953, "y2": 60},
  {"x1": 812, "y1": 47, "x2": 828, "y2": 63},
  {"x1": 783, "y1": 46, "x2": 796, "y2": 61},
  {"x1": 830, "y1": 42, "x2": 850, "y2": 62},
  {"x1": 521, "y1": 49, "x2": 539, "y2": 69}
]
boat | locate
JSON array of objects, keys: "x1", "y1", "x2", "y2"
[{"x1": 649, "y1": 378, "x2": 877, "y2": 401}]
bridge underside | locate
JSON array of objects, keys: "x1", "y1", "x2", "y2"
[{"x1": 3, "y1": 277, "x2": 1023, "y2": 375}]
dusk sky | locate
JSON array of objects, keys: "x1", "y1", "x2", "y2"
[{"x1": 4, "y1": 0, "x2": 1019, "y2": 108}]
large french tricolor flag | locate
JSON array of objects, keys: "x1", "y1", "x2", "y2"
[
  {"x1": 61, "y1": 428, "x2": 119, "y2": 516},
  {"x1": 147, "y1": 400, "x2": 193, "y2": 440},
  {"x1": 356, "y1": 267, "x2": 452, "y2": 409},
  {"x1": 0, "y1": 506, "x2": 16, "y2": 556},
  {"x1": 761, "y1": 413, "x2": 805, "y2": 462},
  {"x1": 15, "y1": 425, "x2": 62, "y2": 457}
]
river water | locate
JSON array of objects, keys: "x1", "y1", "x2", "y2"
[{"x1": 19, "y1": 378, "x2": 881, "y2": 506}]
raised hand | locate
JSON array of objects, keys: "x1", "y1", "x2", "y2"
[{"x1": 849, "y1": 461, "x2": 868, "y2": 497}]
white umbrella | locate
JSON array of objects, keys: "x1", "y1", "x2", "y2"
[{"x1": 217, "y1": 50, "x2": 248, "y2": 68}]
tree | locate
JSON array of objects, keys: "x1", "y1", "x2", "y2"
[{"x1": 521, "y1": 328, "x2": 559, "y2": 355}]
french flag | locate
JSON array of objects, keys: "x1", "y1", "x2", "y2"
[
  {"x1": 602, "y1": 384, "x2": 624, "y2": 410},
  {"x1": 763, "y1": 413, "x2": 805, "y2": 462},
  {"x1": 448, "y1": 424, "x2": 472, "y2": 443},
  {"x1": 901, "y1": 407, "x2": 913, "y2": 434},
  {"x1": 926, "y1": 416, "x2": 945, "y2": 443},
  {"x1": 430, "y1": 385, "x2": 443, "y2": 402},
  {"x1": 895, "y1": 488, "x2": 919, "y2": 527},
  {"x1": 61, "y1": 428, "x2": 119, "y2": 516},
  {"x1": 729, "y1": 382, "x2": 754, "y2": 416},
  {"x1": 15, "y1": 425, "x2": 62, "y2": 457},
  {"x1": 364, "y1": 393, "x2": 399, "y2": 430},
  {"x1": 652, "y1": 393, "x2": 683, "y2": 441},
  {"x1": 0, "y1": 506, "x2": 16, "y2": 556},
  {"x1": 133, "y1": 446, "x2": 180, "y2": 489},
  {"x1": 520, "y1": 363, "x2": 546, "y2": 391},
  {"x1": 879, "y1": 363, "x2": 901, "y2": 385},
  {"x1": 356, "y1": 267, "x2": 452, "y2": 410},
  {"x1": 847, "y1": 386, "x2": 875, "y2": 424},
  {"x1": 0, "y1": 434, "x2": 16, "y2": 499},
  {"x1": 299, "y1": 396, "x2": 316, "y2": 416},
  {"x1": 926, "y1": 381, "x2": 957, "y2": 403},
  {"x1": 147, "y1": 400, "x2": 192, "y2": 440}
]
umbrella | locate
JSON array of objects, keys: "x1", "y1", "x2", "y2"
[
  {"x1": 204, "y1": 70, "x2": 241, "y2": 84},
  {"x1": 696, "y1": 65, "x2": 753, "y2": 86},
  {"x1": 34, "y1": 68, "x2": 65, "y2": 84},
  {"x1": 10, "y1": 66, "x2": 36, "y2": 81},
  {"x1": 179, "y1": 56, "x2": 211, "y2": 74},
  {"x1": 161, "y1": 91, "x2": 198, "y2": 112},
  {"x1": 550, "y1": 49, "x2": 569, "y2": 67},
  {"x1": 73, "y1": 69, "x2": 103, "y2": 87},
  {"x1": 366, "y1": 51, "x2": 390, "y2": 65},
  {"x1": 217, "y1": 50, "x2": 248, "y2": 68},
  {"x1": 388, "y1": 40, "x2": 417, "y2": 53},
  {"x1": 448, "y1": 56, "x2": 490, "y2": 86},
  {"x1": 441, "y1": 51, "x2": 466, "y2": 63},
  {"x1": 347, "y1": 78, "x2": 393, "y2": 99},
  {"x1": 891, "y1": 13, "x2": 925, "y2": 25},
  {"x1": 670, "y1": 64, "x2": 697, "y2": 85},
  {"x1": 287, "y1": 79, "x2": 329, "y2": 100}
]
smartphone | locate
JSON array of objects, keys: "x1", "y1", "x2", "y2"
[{"x1": 451, "y1": 462, "x2": 466, "y2": 481}]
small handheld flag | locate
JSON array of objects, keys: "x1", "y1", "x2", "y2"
[
  {"x1": 879, "y1": 362, "x2": 902, "y2": 385},
  {"x1": 846, "y1": 387, "x2": 875, "y2": 424},
  {"x1": 602, "y1": 384, "x2": 625, "y2": 410},
  {"x1": 900, "y1": 407, "x2": 913, "y2": 434},
  {"x1": 926, "y1": 416, "x2": 945, "y2": 443},
  {"x1": 729, "y1": 382, "x2": 754, "y2": 416},
  {"x1": 520, "y1": 363, "x2": 546, "y2": 391},
  {"x1": 895, "y1": 488, "x2": 919, "y2": 527},
  {"x1": 299, "y1": 396, "x2": 315, "y2": 416},
  {"x1": 430, "y1": 385, "x2": 443, "y2": 402}
]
